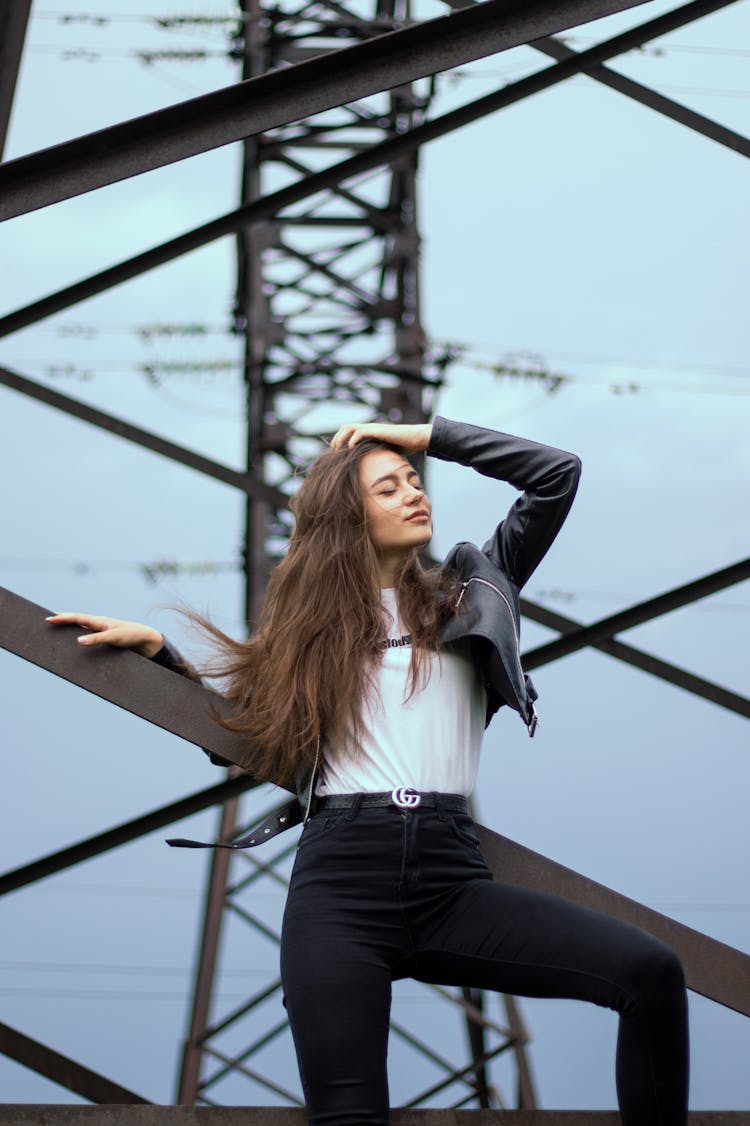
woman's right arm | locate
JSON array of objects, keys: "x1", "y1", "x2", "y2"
[
  {"x1": 45, "y1": 612, "x2": 164, "y2": 657},
  {"x1": 46, "y1": 611, "x2": 204, "y2": 679},
  {"x1": 46, "y1": 611, "x2": 231, "y2": 766}
]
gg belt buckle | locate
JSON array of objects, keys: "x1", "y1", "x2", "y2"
[{"x1": 391, "y1": 787, "x2": 421, "y2": 810}]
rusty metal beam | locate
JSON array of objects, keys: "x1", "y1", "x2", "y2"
[
  {"x1": 0, "y1": 0, "x2": 719, "y2": 341},
  {"x1": 0, "y1": 586, "x2": 260, "y2": 769},
  {"x1": 443, "y1": 0, "x2": 750, "y2": 158},
  {"x1": 476, "y1": 826, "x2": 750, "y2": 1017},
  {"x1": 177, "y1": 810, "x2": 239, "y2": 1104},
  {"x1": 0, "y1": 1, "x2": 31, "y2": 159},
  {"x1": 0, "y1": 365, "x2": 287, "y2": 507},
  {"x1": 0, "y1": 0, "x2": 652, "y2": 220},
  {"x1": 0, "y1": 776, "x2": 258, "y2": 898},
  {"x1": 0, "y1": 1111, "x2": 747, "y2": 1124},
  {"x1": 503, "y1": 994, "x2": 537, "y2": 1108},
  {"x1": 521, "y1": 597, "x2": 750, "y2": 718},
  {"x1": 533, "y1": 34, "x2": 750, "y2": 159},
  {"x1": 522, "y1": 558, "x2": 750, "y2": 671},
  {"x1": 0, "y1": 1021, "x2": 150, "y2": 1105},
  {"x1": 1, "y1": 586, "x2": 748, "y2": 1018}
]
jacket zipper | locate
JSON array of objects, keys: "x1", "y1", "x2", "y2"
[{"x1": 458, "y1": 577, "x2": 538, "y2": 736}]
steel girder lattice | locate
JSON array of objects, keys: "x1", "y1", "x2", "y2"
[
  {"x1": 1, "y1": 0, "x2": 749, "y2": 1114},
  {"x1": 176, "y1": 0, "x2": 534, "y2": 1111}
]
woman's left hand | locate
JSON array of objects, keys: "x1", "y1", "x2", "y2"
[
  {"x1": 330, "y1": 421, "x2": 432, "y2": 454},
  {"x1": 45, "y1": 612, "x2": 164, "y2": 658}
]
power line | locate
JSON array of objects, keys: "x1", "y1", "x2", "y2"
[
  {"x1": 32, "y1": 12, "x2": 750, "y2": 57},
  {"x1": 29, "y1": 321, "x2": 750, "y2": 380},
  {"x1": 34, "y1": 11, "x2": 246, "y2": 26},
  {"x1": 28, "y1": 41, "x2": 750, "y2": 100},
  {"x1": 1, "y1": 559, "x2": 747, "y2": 614},
  {"x1": 0, "y1": 959, "x2": 276, "y2": 977},
  {"x1": 0, "y1": 987, "x2": 264, "y2": 1002}
]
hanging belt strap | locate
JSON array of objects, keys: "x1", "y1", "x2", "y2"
[{"x1": 166, "y1": 795, "x2": 302, "y2": 850}]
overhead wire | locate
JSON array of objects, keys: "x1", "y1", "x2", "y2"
[{"x1": 1, "y1": 558, "x2": 747, "y2": 615}]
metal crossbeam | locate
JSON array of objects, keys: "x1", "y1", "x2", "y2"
[
  {"x1": 0, "y1": 366, "x2": 287, "y2": 506},
  {"x1": 523, "y1": 557, "x2": 750, "y2": 668},
  {"x1": 0, "y1": 0, "x2": 652, "y2": 219},
  {"x1": 0, "y1": 1111, "x2": 746, "y2": 1124},
  {"x1": 0, "y1": 776, "x2": 259, "y2": 898},
  {"x1": 0, "y1": 1, "x2": 736, "y2": 342},
  {"x1": 0, "y1": 2, "x2": 31, "y2": 159},
  {"x1": 522, "y1": 598, "x2": 750, "y2": 717},
  {"x1": 1, "y1": 585, "x2": 748, "y2": 1017},
  {"x1": 0, "y1": 1022, "x2": 150, "y2": 1105},
  {"x1": 533, "y1": 33, "x2": 750, "y2": 159},
  {"x1": 0, "y1": 586, "x2": 256, "y2": 769},
  {"x1": 476, "y1": 828, "x2": 750, "y2": 1017},
  {"x1": 443, "y1": 0, "x2": 749, "y2": 157},
  {"x1": 0, "y1": 1112, "x2": 747, "y2": 1124},
  {"x1": 2, "y1": 0, "x2": 748, "y2": 1105}
]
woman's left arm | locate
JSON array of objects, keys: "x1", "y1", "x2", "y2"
[
  {"x1": 45, "y1": 612, "x2": 199, "y2": 679},
  {"x1": 426, "y1": 416, "x2": 581, "y2": 589},
  {"x1": 45, "y1": 612, "x2": 164, "y2": 656}
]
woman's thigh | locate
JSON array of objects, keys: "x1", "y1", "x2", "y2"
[
  {"x1": 281, "y1": 921, "x2": 394, "y2": 1125},
  {"x1": 280, "y1": 812, "x2": 408, "y2": 1125},
  {"x1": 410, "y1": 875, "x2": 680, "y2": 1014}
]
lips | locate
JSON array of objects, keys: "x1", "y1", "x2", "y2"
[{"x1": 406, "y1": 510, "x2": 430, "y2": 522}]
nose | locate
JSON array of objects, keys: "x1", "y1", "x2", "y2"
[{"x1": 406, "y1": 483, "x2": 425, "y2": 504}]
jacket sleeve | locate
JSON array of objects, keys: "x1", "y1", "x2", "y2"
[
  {"x1": 427, "y1": 416, "x2": 581, "y2": 589},
  {"x1": 150, "y1": 639, "x2": 232, "y2": 768}
]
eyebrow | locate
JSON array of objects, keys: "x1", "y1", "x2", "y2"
[{"x1": 369, "y1": 467, "x2": 421, "y2": 489}]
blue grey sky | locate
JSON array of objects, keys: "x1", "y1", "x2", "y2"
[{"x1": 1, "y1": 0, "x2": 748, "y2": 1111}]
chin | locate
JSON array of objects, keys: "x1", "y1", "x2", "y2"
[{"x1": 412, "y1": 527, "x2": 433, "y2": 547}]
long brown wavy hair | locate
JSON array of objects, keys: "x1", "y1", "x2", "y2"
[{"x1": 194, "y1": 439, "x2": 461, "y2": 788}]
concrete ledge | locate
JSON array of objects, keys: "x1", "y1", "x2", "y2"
[{"x1": 0, "y1": 1109, "x2": 747, "y2": 1126}]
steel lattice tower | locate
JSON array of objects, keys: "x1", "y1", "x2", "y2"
[
  {"x1": 3, "y1": 0, "x2": 748, "y2": 1116},
  {"x1": 176, "y1": 0, "x2": 536, "y2": 1110}
]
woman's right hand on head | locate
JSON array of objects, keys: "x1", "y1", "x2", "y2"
[
  {"x1": 330, "y1": 421, "x2": 432, "y2": 453},
  {"x1": 45, "y1": 613, "x2": 164, "y2": 658}
]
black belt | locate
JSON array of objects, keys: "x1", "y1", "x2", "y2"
[
  {"x1": 317, "y1": 789, "x2": 469, "y2": 814},
  {"x1": 166, "y1": 789, "x2": 468, "y2": 852}
]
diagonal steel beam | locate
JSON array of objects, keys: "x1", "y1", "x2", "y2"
[
  {"x1": 0, "y1": 0, "x2": 652, "y2": 219},
  {"x1": 1, "y1": 589, "x2": 748, "y2": 1015},
  {"x1": 0, "y1": 365, "x2": 287, "y2": 507},
  {"x1": 522, "y1": 557, "x2": 750, "y2": 668},
  {"x1": 0, "y1": 586, "x2": 259, "y2": 769},
  {"x1": 521, "y1": 597, "x2": 750, "y2": 718},
  {"x1": 0, "y1": 776, "x2": 259, "y2": 898},
  {"x1": 0, "y1": 1, "x2": 31, "y2": 160},
  {"x1": 0, "y1": 1021, "x2": 150, "y2": 1104},
  {"x1": 442, "y1": 0, "x2": 749, "y2": 157},
  {"x1": 0, "y1": 0, "x2": 736, "y2": 341},
  {"x1": 476, "y1": 826, "x2": 750, "y2": 1017},
  {"x1": 0, "y1": 1112, "x2": 745, "y2": 1124},
  {"x1": 533, "y1": 34, "x2": 750, "y2": 159}
]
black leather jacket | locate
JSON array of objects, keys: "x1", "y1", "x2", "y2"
[
  {"x1": 430, "y1": 415, "x2": 581, "y2": 729},
  {"x1": 162, "y1": 417, "x2": 581, "y2": 851}
]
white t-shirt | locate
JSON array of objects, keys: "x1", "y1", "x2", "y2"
[{"x1": 316, "y1": 589, "x2": 487, "y2": 797}]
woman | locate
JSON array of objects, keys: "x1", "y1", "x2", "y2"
[{"x1": 47, "y1": 417, "x2": 689, "y2": 1125}]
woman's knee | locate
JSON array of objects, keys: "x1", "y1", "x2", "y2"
[{"x1": 621, "y1": 935, "x2": 686, "y2": 1016}]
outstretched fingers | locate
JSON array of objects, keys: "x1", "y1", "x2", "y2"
[
  {"x1": 45, "y1": 613, "x2": 164, "y2": 656},
  {"x1": 46, "y1": 612, "x2": 117, "y2": 643}
]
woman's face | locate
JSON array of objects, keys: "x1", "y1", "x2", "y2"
[{"x1": 358, "y1": 448, "x2": 433, "y2": 557}]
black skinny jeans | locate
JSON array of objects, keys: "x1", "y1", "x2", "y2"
[{"x1": 280, "y1": 796, "x2": 689, "y2": 1125}]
